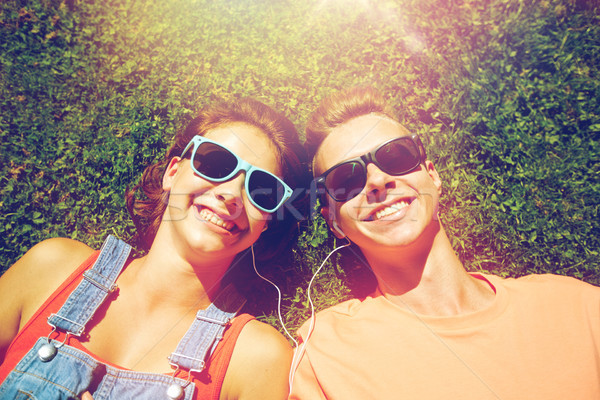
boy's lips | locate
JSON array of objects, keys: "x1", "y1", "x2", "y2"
[{"x1": 363, "y1": 197, "x2": 415, "y2": 221}]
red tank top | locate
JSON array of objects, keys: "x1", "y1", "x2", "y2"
[{"x1": 0, "y1": 250, "x2": 254, "y2": 400}]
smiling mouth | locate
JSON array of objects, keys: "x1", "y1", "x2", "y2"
[
  {"x1": 366, "y1": 199, "x2": 412, "y2": 221},
  {"x1": 197, "y1": 207, "x2": 236, "y2": 231}
]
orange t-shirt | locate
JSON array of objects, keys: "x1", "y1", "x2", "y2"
[{"x1": 290, "y1": 274, "x2": 600, "y2": 399}]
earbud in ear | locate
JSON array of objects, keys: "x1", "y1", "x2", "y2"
[{"x1": 331, "y1": 221, "x2": 345, "y2": 238}]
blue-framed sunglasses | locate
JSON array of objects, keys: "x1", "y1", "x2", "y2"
[
  {"x1": 315, "y1": 135, "x2": 426, "y2": 202},
  {"x1": 180, "y1": 136, "x2": 293, "y2": 213}
]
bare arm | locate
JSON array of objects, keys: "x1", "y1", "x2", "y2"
[
  {"x1": 0, "y1": 238, "x2": 94, "y2": 362},
  {"x1": 221, "y1": 320, "x2": 293, "y2": 400}
]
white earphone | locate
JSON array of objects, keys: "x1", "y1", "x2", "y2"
[{"x1": 331, "y1": 221, "x2": 345, "y2": 238}]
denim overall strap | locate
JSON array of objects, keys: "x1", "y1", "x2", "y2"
[
  {"x1": 168, "y1": 283, "x2": 246, "y2": 372},
  {"x1": 47, "y1": 235, "x2": 131, "y2": 336}
]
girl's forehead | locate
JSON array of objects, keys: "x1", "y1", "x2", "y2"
[
  {"x1": 205, "y1": 122, "x2": 263, "y2": 142},
  {"x1": 204, "y1": 123, "x2": 281, "y2": 173}
]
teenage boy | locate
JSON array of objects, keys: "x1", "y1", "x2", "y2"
[{"x1": 290, "y1": 86, "x2": 600, "y2": 399}]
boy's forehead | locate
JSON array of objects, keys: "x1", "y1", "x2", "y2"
[{"x1": 314, "y1": 114, "x2": 410, "y2": 175}]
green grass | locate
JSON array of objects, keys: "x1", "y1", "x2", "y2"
[{"x1": 1, "y1": 0, "x2": 599, "y2": 334}]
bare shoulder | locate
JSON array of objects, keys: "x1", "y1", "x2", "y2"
[
  {"x1": 0, "y1": 238, "x2": 94, "y2": 331},
  {"x1": 221, "y1": 320, "x2": 292, "y2": 400},
  {"x1": 237, "y1": 319, "x2": 292, "y2": 355},
  {"x1": 3, "y1": 237, "x2": 94, "y2": 285}
]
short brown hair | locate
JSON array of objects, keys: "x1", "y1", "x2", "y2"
[
  {"x1": 305, "y1": 86, "x2": 395, "y2": 168},
  {"x1": 126, "y1": 98, "x2": 308, "y2": 261}
]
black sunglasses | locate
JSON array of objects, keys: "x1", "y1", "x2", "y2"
[
  {"x1": 315, "y1": 135, "x2": 426, "y2": 202},
  {"x1": 181, "y1": 136, "x2": 293, "y2": 213}
]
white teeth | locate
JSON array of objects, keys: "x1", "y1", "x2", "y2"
[
  {"x1": 198, "y1": 207, "x2": 235, "y2": 231},
  {"x1": 374, "y1": 201, "x2": 409, "y2": 220}
]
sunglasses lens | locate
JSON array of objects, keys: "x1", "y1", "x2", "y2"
[
  {"x1": 325, "y1": 162, "x2": 366, "y2": 202},
  {"x1": 188, "y1": 139, "x2": 289, "y2": 212},
  {"x1": 193, "y1": 142, "x2": 237, "y2": 179},
  {"x1": 375, "y1": 138, "x2": 420, "y2": 175},
  {"x1": 248, "y1": 170, "x2": 286, "y2": 211}
]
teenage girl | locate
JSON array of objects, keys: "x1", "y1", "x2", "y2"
[{"x1": 0, "y1": 98, "x2": 306, "y2": 400}]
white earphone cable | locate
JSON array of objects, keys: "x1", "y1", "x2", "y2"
[
  {"x1": 250, "y1": 244, "x2": 298, "y2": 346},
  {"x1": 287, "y1": 238, "x2": 351, "y2": 392}
]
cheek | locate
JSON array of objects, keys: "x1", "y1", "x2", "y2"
[
  {"x1": 248, "y1": 210, "x2": 268, "y2": 226},
  {"x1": 417, "y1": 179, "x2": 441, "y2": 205},
  {"x1": 336, "y1": 202, "x2": 358, "y2": 227},
  {"x1": 163, "y1": 184, "x2": 192, "y2": 218},
  {"x1": 248, "y1": 216, "x2": 268, "y2": 237},
  {"x1": 409, "y1": 185, "x2": 440, "y2": 222},
  {"x1": 244, "y1": 198, "x2": 270, "y2": 224}
]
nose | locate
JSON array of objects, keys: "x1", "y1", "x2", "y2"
[
  {"x1": 214, "y1": 172, "x2": 245, "y2": 211},
  {"x1": 364, "y1": 163, "x2": 396, "y2": 203}
]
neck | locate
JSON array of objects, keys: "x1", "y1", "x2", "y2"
[
  {"x1": 362, "y1": 223, "x2": 495, "y2": 317},
  {"x1": 121, "y1": 233, "x2": 235, "y2": 312}
]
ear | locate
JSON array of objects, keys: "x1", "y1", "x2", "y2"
[
  {"x1": 162, "y1": 157, "x2": 182, "y2": 191},
  {"x1": 320, "y1": 205, "x2": 331, "y2": 224},
  {"x1": 425, "y1": 160, "x2": 442, "y2": 195},
  {"x1": 321, "y1": 206, "x2": 345, "y2": 239}
]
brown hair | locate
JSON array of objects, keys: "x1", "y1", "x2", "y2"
[
  {"x1": 305, "y1": 86, "x2": 395, "y2": 169},
  {"x1": 126, "y1": 98, "x2": 308, "y2": 261}
]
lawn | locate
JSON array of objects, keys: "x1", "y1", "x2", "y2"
[{"x1": 1, "y1": 0, "x2": 599, "y2": 332}]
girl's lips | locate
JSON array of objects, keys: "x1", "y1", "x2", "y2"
[{"x1": 196, "y1": 206, "x2": 236, "y2": 232}]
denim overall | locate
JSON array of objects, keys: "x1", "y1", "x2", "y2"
[{"x1": 0, "y1": 235, "x2": 246, "y2": 400}]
